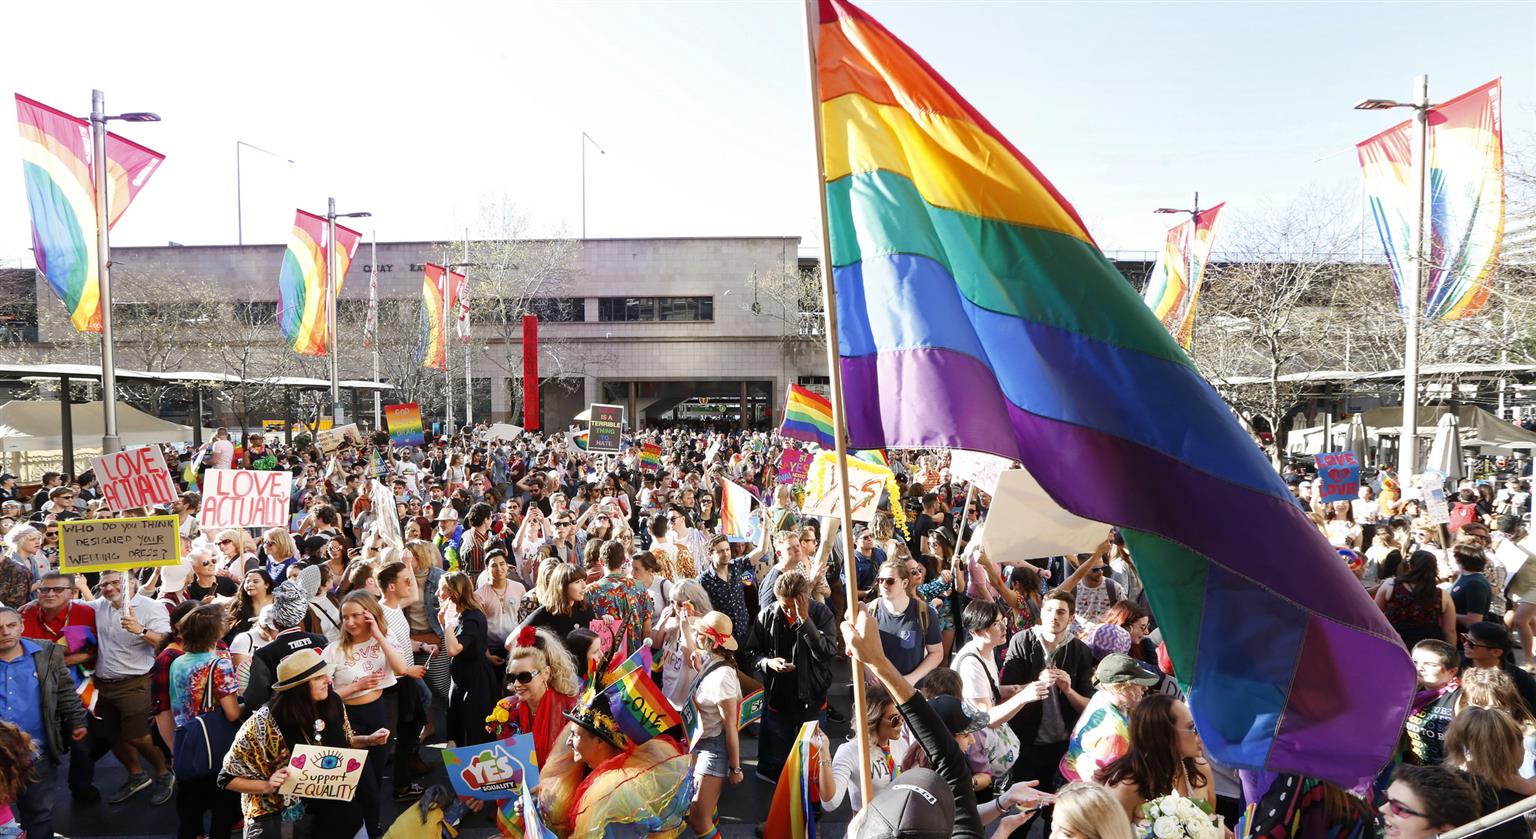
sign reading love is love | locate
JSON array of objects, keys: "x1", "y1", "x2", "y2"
[
  {"x1": 278, "y1": 745, "x2": 368, "y2": 801},
  {"x1": 1313, "y1": 452, "x2": 1361, "y2": 503}
]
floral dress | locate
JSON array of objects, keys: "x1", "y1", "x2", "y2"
[{"x1": 916, "y1": 576, "x2": 955, "y2": 632}]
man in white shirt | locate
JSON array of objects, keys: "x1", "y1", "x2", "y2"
[
  {"x1": 90, "y1": 570, "x2": 173, "y2": 805},
  {"x1": 379, "y1": 561, "x2": 432, "y2": 798},
  {"x1": 208, "y1": 427, "x2": 236, "y2": 470}
]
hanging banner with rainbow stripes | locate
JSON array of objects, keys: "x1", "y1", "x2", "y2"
[
  {"x1": 15, "y1": 94, "x2": 164, "y2": 334},
  {"x1": 781, "y1": 383, "x2": 835, "y2": 448},
  {"x1": 416, "y1": 263, "x2": 465, "y2": 370},
  {"x1": 1358, "y1": 78, "x2": 1503, "y2": 321},
  {"x1": 277, "y1": 210, "x2": 362, "y2": 356},
  {"x1": 1141, "y1": 203, "x2": 1225, "y2": 350}
]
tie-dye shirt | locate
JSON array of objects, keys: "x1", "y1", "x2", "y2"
[{"x1": 1059, "y1": 689, "x2": 1131, "y2": 782}]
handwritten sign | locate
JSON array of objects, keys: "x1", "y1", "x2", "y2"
[
  {"x1": 442, "y1": 735, "x2": 540, "y2": 801},
  {"x1": 1313, "y1": 452, "x2": 1361, "y2": 503},
  {"x1": 778, "y1": 450, "x2": 813, "y2": 485},
  {"x1": 199, "y1": 469, "x2": 293, "y2": 530},
  {"x1": 92, "y1": 445, "x2": 177, "y2": 513},
  {"x1": 279, "y1": 744, "x2": 368, "y2": 801},
  {"x1": 1420, "y1": 474, "x2": 1451, "y2": 525},
  {"x1": 57, "y1": 515, "x2": 182, "y2": 573},
  {"x1": 948, "y1": 449, "x2": 1014, "y2": 496},
  {"x1": 587, "y1": 404, "x2": 624, "y2": 454},
  {"x1": 385, "y1": 403, "x2": 426, "y2": 447},
  {"x1": 315, "y1": 423, "x2": 363, "y2": 455},
  {"x1": 804, "y1": 451, "x2": 892, "y2": 524}
]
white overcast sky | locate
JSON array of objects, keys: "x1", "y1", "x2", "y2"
[{"x1": 3, "y1": 0, "x2": 1533, "y2": 269}]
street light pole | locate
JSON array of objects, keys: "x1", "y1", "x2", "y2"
[
  {"x1": 581, "y1": 132, "x2": 605, "y2": 239},
  {"x1": 443, "y1": 251, "x2": 455, "y2": 438},
  {"x1": 235, "y1": 141, "x2": 294, "y2": 246},
  {"x1": 325, "y1": 199, "x2": 371, "y2": 426},
  {"x1": 370, "y1": 230, "x2": 381, "y2": 430}
]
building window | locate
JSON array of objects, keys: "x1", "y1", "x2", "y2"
[
  {"x1": 526, "y1": 297, "x2": 585, "y2": 323},
  {"x1": 597, "y1": 296, "x2": 711, "y2": 322},
  {"x1": 797, "y1": 376, "x2": 830, "y2": 387}
]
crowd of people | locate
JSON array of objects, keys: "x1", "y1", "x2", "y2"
[{"x1": 0, "y1": 423, "x2": 1531, "y2": 839}]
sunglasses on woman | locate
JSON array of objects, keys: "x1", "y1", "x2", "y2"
[
  {"x1": 507, "y1": 670, "x2": 541, "y2": 684},
  {"x1": 1384, "y1": 798, "x2": 1427, "y2": 819}
]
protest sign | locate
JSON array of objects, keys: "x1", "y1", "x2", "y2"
[
  {"x1": 442, "y1": 735, "x2": 540, "y2": 801},
  {"x1": 384, "y1": 403, "x2": 426, "y2": 447},
  {"x1": 58, "y1": 515, "x2": 181, "y2": 573},
  {"x1": 948, "y1": 449, "x2": 1013, "y2": 496},
  {"x1": 1495, "y1": 535, "x2": 1536, "y2": 579},
  {"x1": 481, "y1": 422, "x2": 522, "y2": 443},
  {"x1": 586, "y1": 404, "x2": 624, "y2": 454},
  {"x1": 315, "y1": 423, "x2": 363, "y2": 455},
  {"x1": 92, "y1": 445, "x2": 177, "y2": 513},
  {"x1": 804, "y1": 452, "x2": 892, "y2": 524},
  {"x1": 199, "y1": 469, "x2": 293, "y2": 530},
  {"x1": 1419, "y1": 473, "x2": 1451, "y2": 525},
  {"x1": 982, "y1": 468, "x2": 1109, "y2": 559},
  {"x1": 1313, "y1": 452, "x2": 1362, "y2": 503},
  {"x1": 778, "y1": 450, "x2": 813, "y2": 485},
  {"x1": 278, "y1": 744, "x2": 368, "y2": 801}
]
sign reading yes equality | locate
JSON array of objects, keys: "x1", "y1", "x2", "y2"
[{"x1": 199, "y1": 469, "x2": 293, "y2": 529}]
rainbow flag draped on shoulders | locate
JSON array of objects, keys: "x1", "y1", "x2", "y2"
[
  {"x1": 781, "y1": 383, "x2": 835, "y2": 448},
  {"x1": 15, "y1": 94, "x2": 164, "y2": 333},
  {"x1": 277, "y1": 210, "x2": 362, "y2": 356},
  {"x1": 813, "y1": 0, "x2": 1412, "y2": 785}
]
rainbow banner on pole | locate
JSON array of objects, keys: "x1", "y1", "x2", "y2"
[
  {"x1": 781, "y1": 383, "x2": 835, "y2": 448},
  {"x1": 277, "y1": 210, "x2": 362, "y2": 356},
  {"x1": 416, "y1": 264, "x2": 465, "y2": 370},
  {"x1": 15, "y1": 94, "x2": 164, "y2": 334},
  {"x1": 1358, "y1": 79, "x2": 1503, "y2": 321},
  {"x1": 814, "y1": 0, "x2": 1412, "y2": 786},
  {"x1": 1142, "y1": 203, "x2": 1225, "y2": 349}
]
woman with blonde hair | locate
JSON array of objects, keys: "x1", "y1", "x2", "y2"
[
  {"x1": 1443, "y1": 706, "x2": 1536, "y2": 838},
  {"x1": 998, "y1": 781, "x2": 1133, "y2": 839},
  {"x1": 653, "y1": 578, "x2": 713, "y2": 707},
  {"x1": 488, "y1": 626, "x2": 581, "y2": 761},
  {"x1": 260, "y1": 527, "x2": 299, "y2": 580},
  {"x1": 325, "y1": 590, "x2": 413, "y2": 837},
  {"x1": 212, "y1": 528, "x2": 256, "y2": 581}
]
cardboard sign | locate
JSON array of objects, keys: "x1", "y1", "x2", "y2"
[
  {"x1": 278, "y1": 745, "x2": 368, "y2": 801},
  {"x1": 804, "y1": 451, "x2": 892, "y2": 524},
  {"x1": 981, "y1": 468, "x2": 1109, "y2": 559},
  {"x1": 442, "y1": 735, "x2": 540, "y2": 801},
  {"x1": 1419, "y1": 473, "x2": 1451, "y2": 525},
  {"x1": 1313, "y1": 452, "x2": 1362, "y2": 503},
  {"x1": 778, "y1": 450, "x2": 813, "y2": 485},
  {"x1": 481, "y1": 422, "x2": 523, "y2": 443},
  {"x1": 948, "y1": 449, "x2": 1014, "y2": 496},
  {"x1": 315, "y1": 423, "x2": 363, "y2": 455},
  {"x1": 199, "y1": 469, "x2": 293, "y2": 530},
  {"x1": 92, "y1": 445, "x2": 178, "y2": 513},
  {"x1": 57, "y1": 515, "x2": 182, "y2": 573},
  {"x1": 385, "y1": 403, "x2": 426, "y2": 447},
  {"x1": 587, "y1": 404, "x2": 624, "y2": 454}
]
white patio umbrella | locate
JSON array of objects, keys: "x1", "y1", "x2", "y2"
[{"x1": 1425, "y1": 411, "x2": 1464, "y2": 484}]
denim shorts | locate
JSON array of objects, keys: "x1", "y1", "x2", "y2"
[{"x1": 693, "y1": 733, "x2": 730, "y2": 778}]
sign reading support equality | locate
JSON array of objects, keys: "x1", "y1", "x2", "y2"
[
  {"x1": 1313, "y1": 452, "x2": 1361, "y2": 503},
  {"x1": 278, "y1": 744, "x2": 368, "y2": 801},
  {"x1": 586, "y1": 403, "x2": 624, "y2": 454},
  {"x1": 91, "y1": 445, "x2": 177, "y2": 513},
  {"x1": 199, "y1": 469, "x2": 293, "y2": 530},
  {"x1": 58, "y1": 515, "x2": 182, "y2": 573}
]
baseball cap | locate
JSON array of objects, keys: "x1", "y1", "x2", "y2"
[
  {"x1": 856, "y1": 767, "x2": 955, "y2": 839},
  {"x1": 926, "y1": 695, "x2": 988, "y2": 736},
  {"x1": 1094, "y1": 653, "x2": 1161, "y2": 687}
]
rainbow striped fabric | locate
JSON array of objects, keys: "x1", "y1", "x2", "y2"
[
  {"x1": 15, "y1": 95, "x2": 163, "y2": 333},
  {"x1": 719, "y1": 477, "x2": 755, "y2": 539},
  {"x1": 640, "y1": 441, "x2": 662, "y2": 472},
  {"x1": 815, "y1": 0, "x2": 1411, "y2": 785},
  {"x1": 781, "y1": 383, "x2": 835, "y2": 448},
  {"x1": 598, "y1": 665, "x2": 682, "y2": 747},
  {"x1": 763, "y1": 720, "x2": 819, "y2": 839},
  {"x1": 277, "y1": 210, "x2": 362, "y2": 356},
  {"x1": 1358, "y1": 79, "x2": 1503, "y2": 321},
  {"x1": 852, "y1": 449, "x2": 888, "y2": 468},
  {"x1": 416, "y1": 264, "x2": 464, "y2": 370},
  {"x1": 1142, "y1": 203, "x2": 1225, "y2": 349}
]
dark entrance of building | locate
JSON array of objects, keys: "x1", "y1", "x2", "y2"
[{"x1": 599, "y1": 380, "x2": 775, "y2": 429}]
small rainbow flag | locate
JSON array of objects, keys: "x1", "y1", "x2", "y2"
[
  {"x1": 640, "y1": 442, "x2": 662, "y2": 473},
  {"x1": 852, "y1": 449, "x2": 888, "y2": 468},
  {"x1": 278, "y1": 210, "x2": 362, "y2": 357},
  {"x1": 599, "y1": 666, "x2": 683, "y2": 747},
  {"x1": 738, "y1": 688, "x2": 765, "y2": 731},
  {"x1": 782, "y1": 383, "x2": 835, "y2": 449},
  {"x1": 719, "y1": 477, "x2": 755, "y2": 540},
  {"x1": 16, "y1": 95, "x2": 164, "y2": 334},
  {"x1": 764, "y1": 720, "x2": 820, "y2": 839}
]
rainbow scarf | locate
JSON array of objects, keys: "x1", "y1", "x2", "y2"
[
  {"x1": 781, "y1": 383, "x2": 835, "y2": 448},
  {"x1": 814, "y1": 0, "x2": 1412, "y2": 786},
  {"x1": 16, "y1": 95, "x2": 164, "y2": 333},
  {"x1": 416, "y1": 264, "x2": 464, "y2": 370},
  {"x1": 640, "y1": 442, "x2": 662, "y2": 472},
  {"x1": 278, "y1": 209, "x2": 362, "y2": 357},
  {"x1": 763, "y1": 720, "x2": 819, "y2": 839}
]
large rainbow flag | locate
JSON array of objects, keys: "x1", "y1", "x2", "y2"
[
  {"x1": 719, "y1": 476, "x2": 755, "y2": 539},
  {"x1": 15, "y1": 95, "x2": 164, "y2": 333},
  {"x1": 1142, "y1": 203, "x2": 1225, "y2": 350},
  {"x1": 763, "y1": 720, "x2": 819, "y2": 839},
  {"x1": 814, "y1": 0, "x2": 1412, "y2": 785},
  {"x1": 416, "y1": 264, "x2": 465, "y2": 370},
  {"x1": 1358, "y1": 79, "x2": 1503, "y2": 321},
  {"x1": 277, "y1": 210, "x2": 363, "y2": 356},
  {"x1": 781, "y1": 383, "x2": 835, "y2": 448}
]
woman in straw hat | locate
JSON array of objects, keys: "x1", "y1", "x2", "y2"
[
  {"x1": 687, "y1": 611, "x2": 744, "y2": 839},
  {"x1": 218, "y1": 647, "x2": 389, "y2": 839}
]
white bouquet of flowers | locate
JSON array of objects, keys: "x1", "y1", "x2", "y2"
[{"x1": 1139, "y1": 790, "x2": 1223, "y2": 839}]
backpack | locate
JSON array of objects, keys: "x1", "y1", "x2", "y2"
[{"x1": 171, "y1": 658, "x2": 239, "y2": 780}]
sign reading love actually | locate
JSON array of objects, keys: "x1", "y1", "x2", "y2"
[
  {"x1": 198, "y1": 469, "x2": 293, "y2": 530},
  {"x1": 91, "y1": 445, "x2": 177, "y2": 513},
  {"x1": 1313, "y1": 452, "x2": 1361, "y2": 503},
  {"x1": 278, "y1": 745, "x2": 368, "y2": 801}
]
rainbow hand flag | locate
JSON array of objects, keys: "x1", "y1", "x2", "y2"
[
  {"x1": 16, "y1": 95, "x2": 164, "y2": 334},
  {"x1": 782, "y1": 383, "x2": 835, "y2": 448},
  {"x1": 719, "y1": 477, "x2": 756, "y2": 540},
  {"x1": 416, "y1": 264, "x2": 464, "y2": 370},
  {"x1": 277, "y1": 210, "x2": 362, "y2": 357},
  {"x1": 640, "y1": 441, "x2": 662, "y2": 472},
  {"x1": 814, "y1": 0, "x2": 1412, "y2": 786},
  {"x1": 599, "y1": 665, "x2": 682, "y2": 747},
  {"x1": 763, "y1": 720, "x2": 819, "y2": 839}
]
